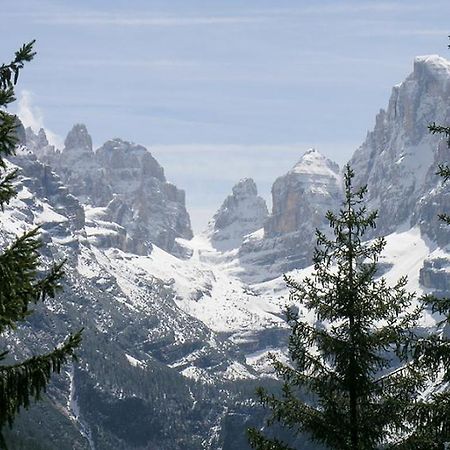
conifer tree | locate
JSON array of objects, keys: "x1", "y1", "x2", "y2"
[
  {"x1": 248, "y1": 165, "x2": 423, "y2": 450},
  {"x1": 0, "y1": 42, "x2": 81, "y2": 447}
]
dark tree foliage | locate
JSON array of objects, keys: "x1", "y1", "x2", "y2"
[
  {"x1": 0, "y1": 42, "x2": 81, "y2": 447},
  {"x1": 248, "y1": 166, "x2": 424, "y2": 450}
]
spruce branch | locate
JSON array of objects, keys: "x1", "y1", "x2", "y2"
[{"x1": 0, "y1": 331, "x2": 82, "y2": 428}]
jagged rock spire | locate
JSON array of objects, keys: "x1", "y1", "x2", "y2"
[{"x1": 208, "y1": 178, "x2": 268, "y2": 251}]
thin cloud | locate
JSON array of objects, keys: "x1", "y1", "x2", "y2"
[
  {"x1": 150, "y1": 144, "x2": 304, "y2": 154},
  {"x1": 362, "y1": 29, "x2": 450, "y2": 37},
  {"x1": 33, "y1": 13, "x2": 266, "y2": 27},
  {"x1": 16, "y1": 91, "x2": 63, "y2": 149},
  {"x1": 298, "y1": 3, "x2": 426, "y2": 14},
  {"x1": 150, "y1": 142, "x2": 356, "y2": 167},
  {"x1": 17, "y1": 90, "x2": 44, "y2": 132},
  {"x1": 64, "y1": 59, "x2": 198, "y2": 69},
  {"x1": 240, "y1": 2, "x2": 427, "y2": 17}
]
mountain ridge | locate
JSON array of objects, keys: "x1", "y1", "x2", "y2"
[{"x1": 3, "y1": 53, "x2": 450, "y2": 448}]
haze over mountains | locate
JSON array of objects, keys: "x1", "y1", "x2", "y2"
[{"x1": 2, "y1": 54, "x2": 449, "y2": 448}]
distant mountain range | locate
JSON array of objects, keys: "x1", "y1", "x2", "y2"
[{"x1": 2, "y1": 54, "x2": 449, "y2": 449}]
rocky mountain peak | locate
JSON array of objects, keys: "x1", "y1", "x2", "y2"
[
  {"x1": 64, "y1": 123, "x2": 93, "y2": 153},
  {"x1": 290, "y1": 148, "x2": 340, "y2": 179},
  {"x1": 265, "y1": 150, "x2": 341, "y2": 238},
  {"x1": 96, "y1": 138, "x2": 165, "y2": 182},
  {"x1": 350, "y1": 54, "x2": 450, "y2": 239},
  {"x1": 208, "y1": 178, "x2": 268, "y2": 251},
  {"x1": 34, "y1": 128, "x2": 49, "y2": 147},
  {"x1": 25, "y1": 127, "x2": 53, "y2": 156},
  {"x1": 26, "y1": 124, "x2": 193, "y2": 257},
  {"x1": 238, "y1": 151, "x2": 342, "y2": 280},
  {"x1": 231, "y1": 177, "x2": 258, "y2": 199},
  {"x1": 413, "y1": 55, "x2": 450, "y2": 82}
]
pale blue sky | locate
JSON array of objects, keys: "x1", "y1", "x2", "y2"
[{"x1": 4, "y1": 1, "x2": 450, "y2": 232}]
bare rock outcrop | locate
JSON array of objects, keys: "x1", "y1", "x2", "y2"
[
  {"x1": 238, "y1": 149, "x2": 341, "y2": 280},
  {"x1": 350, "y1": 55, "x2": 450, "y2": 243},
  {"x1": 26, "y1": 124, "x2": 193, "y2": 256},
  {"x1": 207, "y1": 178, "x2": 268, "y2": 251}
]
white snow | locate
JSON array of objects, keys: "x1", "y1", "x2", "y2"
[
  {"x1": 381, "y1": 226, "x2": 434, "y2": 293},
  {"x1": 415, "y1": 54, "x2": 450, "y2": 80},
  {"x1": 291, "y1": 148, "x2": 341, "y2": 182},
  {"x1": 125, "y1": 354, "x2": 146, "y2": 369},
  {"x1": 35, "y1": 203, "x2": 69, "y2": 225},
  {"x1": 67, "y1": 365, "x2": 96, "y2": 450}
]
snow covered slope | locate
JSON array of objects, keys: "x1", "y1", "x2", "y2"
[
  {"x1": 28, "y1": 124, "x2": 193, "y2": 257},
  {"x1": 206, "y1": 178, "x2": 268, "y2": 251},
  {"x1": 230, "y1": 149, "x2": 342, "y2": 281},
  {"x1": 4, "y1": 53, "x2": 450, "y2": 449},
  {"x1": 350, "y1": 55, "x2": 450, "y2": 244},
  {"x1": 0, "y1": 153, "x2": 272, "y2": 449}
]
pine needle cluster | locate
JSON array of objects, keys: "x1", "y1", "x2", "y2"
[{"x1": 0, "y1": 42, "x2": 81, "y2": 447}]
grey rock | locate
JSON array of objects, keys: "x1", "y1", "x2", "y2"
[
  {"x1": 238, "y1": 149, "x2": 341, "y2": 281},
  {"x1": 349, "y1": 55, "x2": 450, "y2": 244},
  {"x1": 420, "y1": 255, "x2": 450, "y2": 296},
  {"x1": 265, "y1": 149, "x2": 341, "y2": 237},
  {"x1": 208, "y1": 178, "x2": 268, "y2": 251},
  {"x1": 26, "y1": 125, "x2": 193, "y2": 256},
  {"x1": 64, "y1": 123, "x2": 93, "y2": 152},
  {"x1": 10, "y1": 152, "x2": 85, "y2": 235}
]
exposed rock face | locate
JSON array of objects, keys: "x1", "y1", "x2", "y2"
[
  {"x1": 25, "y1": 127, "x2": 50, "y2": 152},
  {"x1": 94, "y1": 138, "x2": 192, "y2": 256},
  {"x1": 238, "y1": 149, "x2": 341, "y2": 280},
  {"x1": 265, "y1": 149, "x2": 341, "y2": 237},
  {"x1": 26, "y1": 125, "x2": 193, "y2": 256},
  {"x1": 207, "y1": 178, "x2": 268, "y2": 251},
  {"x1": 413, "y1": 138, "x2": 450, "y2": 247},
  {"x1": 420, "y1": 255, "x2": 450, "y2": 296},
  {"x1": 350, "y1": 55, "x2": 450, "y2": 243},
  {"x1": 7, "y1": 151, "x2": 85, "y2": 248},
  {"x1": 65, "y1": 123, "x2": 93, "y2": 152}
]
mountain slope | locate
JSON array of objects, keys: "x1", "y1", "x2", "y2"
[
  {"x1": 206, "y1": 178, "x2": 268, "y2": 251},
  {"x1": 236, "y1": 149, "x2": 342, "y2": 281},
  {"x1": 1, "y1": 152, "x2": 276, "y2": 449},
  {"x1": 3, "y1": 54, "x2": 450, "y2": 449},
  {"x1": 28, "y1": 124, "x2": 193, "y2": 256}
]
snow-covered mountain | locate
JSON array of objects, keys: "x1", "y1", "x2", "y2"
[
  {"x1": 2, "y1": 149, "x2": 287, "y2": 449},
  {"x1": 28, "y1": 124, "x2": 193, "y2": 257},
  {"x1": 265, "y1": 148, "x2": 341, "y2": 237},
  {"x1": 3, "y1": 54, "x2": 450, "y2": 448},
  {"x1": 235, "y1": 148, "x2": 342, "y2": 281},
  {"x1": 206, "y1": 178, "x2": 268, "y2": 251},
  {"x1": 350, "y1": 55, "x2": 450, "y2": 241},
  {"x1": 350, "y1": 54, "x2": 450, "y2": 298}
]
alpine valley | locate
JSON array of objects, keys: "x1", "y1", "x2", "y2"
[{"x1": 2, "y1": 54, "x2": 450, "y2": 449}]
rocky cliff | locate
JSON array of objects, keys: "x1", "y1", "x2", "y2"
[
  {"x1": 26, "y1": 124, "x2": 193, "y2": 256},
  {"x1": 265, "y1": 148, "x2": 341, "y2": 237},
  {"x1": 348, "y1": 55, "x2": 450, "y2": 295},
  {"x1": 207, "y1": 178, "x2": 268, "y2": 251},
  {"x1": 350, "y1": 55, "x2": 450, "y2": 242},
  {"x1": 237, "y1": 149, "x2": 342, "y2": 280}
]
